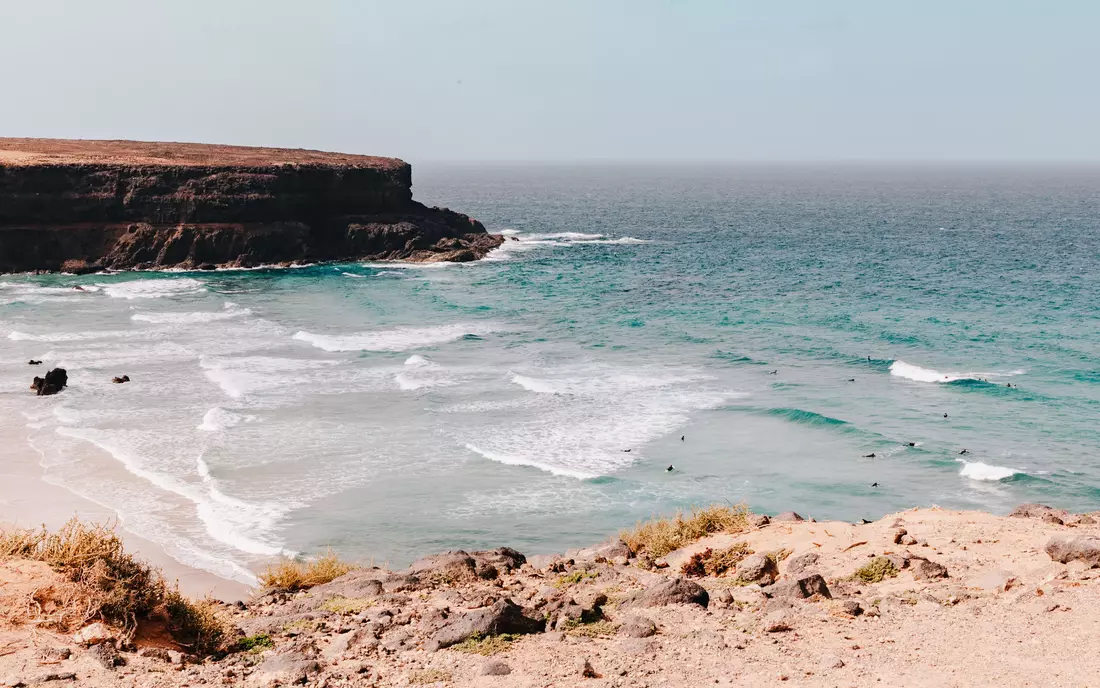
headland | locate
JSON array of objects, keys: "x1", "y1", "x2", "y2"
[{"x1": 0, "y1": 138, "x2": 502, "y2": 273}]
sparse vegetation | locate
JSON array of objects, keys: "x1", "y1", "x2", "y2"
[
  {"x1": 320, "y1": 596, "x2": 376, "y2": 614},
  {"x1": 621, "y1": 504, "x2": 750, "y2": 558},
  {"x1": 681, "y1": 543, "x2": 752, "y2": 577},
  {"x1": 852, "y1": 557, "x2": 900, "y2": 584},
  {"x1": 766, "y1": 548, "x2": 793, "y2": 565},
  {"x1": 564, "y1": 619, "x2": 618, "y2": 637},
  {"x1": 409, "y1": 668, "x2": 453, "y2": 684},
  {"x1": 554, "y1": 570, "x2": 598, "y2": 588},
  {"x1": 451, "y1": 633, "x2": 518, "y2": 655},
  {"x1": 0, "y1": 518, "x2": 230, "y2": 654},
  {"x1": 236, "y1": 633, "x2": 275, "y2": 653},
  {"x1": 259, "y1": 551, "x2": 356, "y2": 591}
]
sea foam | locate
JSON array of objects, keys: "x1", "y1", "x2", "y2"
[
  {"x1": 100, "y1": 278, "x2": 206, "y2": 299},
  {"x1": 958, "y1": 459, "x2": 1022, "y2": 481},
  {"x1": 890, "y1": 360, "x2": 1025, "y2": 384},
  {"x1": 293, "y1": 323, "x2": 496, "y2": 352}
]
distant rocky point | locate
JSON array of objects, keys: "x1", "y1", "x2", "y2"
[{"x1": 0, "y1": 138, "x2": 502, "y2": 273}]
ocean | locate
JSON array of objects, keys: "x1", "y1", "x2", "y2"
[{"x1": 1, "y1": 163, "x2": 1098, "y2": 585}]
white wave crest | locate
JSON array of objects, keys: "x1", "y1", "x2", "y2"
[
  {"x1": 510, "y1": 374, "x2": 562, "y2": 395},
  {"x1": 8, "y1": 329, "x2": 130, "y2": 342},
  {"x1": 293, "y1": 323, "x2": 495, "y2": 352},
  {"x1": 132, "y1": 303, "x2": 251, "y2": 324},
  {"x1": 100, "y1": 278, "x2": 205, "y2": 299},
  {"x1": 404, "y1": 355, "x2": 431, "y2": 367},
  {"x1": 466, "y1": 444, "x2": 599, "y2": 480},
  {"x1": 571, "y1": 237, "x2": 653, "y2": 245},
  {"x1": 890, "y1": 360, "x2": 1025, "y2": 384},
  {"x1": 200, "y1": 355, "x2": 338, "y2": 399},
  {"x1": 958, "y1": 459, "x2": 1022, "y2": 481},
  {"x1": 197, "y1": 407, "x2": 252, "y2": 432},
  {"x1": 56, "y1": 428, "x2": 293, "y2": 557}
]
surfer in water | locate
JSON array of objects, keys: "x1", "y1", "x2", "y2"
[
  {"x1": 863, "y1": 453, "x2": 876, "y2": 458},
  {"x1": 666, "y1": 465, "x2": 674, "y2": 472}
]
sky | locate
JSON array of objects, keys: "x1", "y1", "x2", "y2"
[{"x1": 1, "y1": 1, "x2": 1098, "y2": 163}]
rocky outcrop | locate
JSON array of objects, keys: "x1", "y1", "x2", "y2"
[
  {"x1": 31, "y1": 368, "x2": 67, "y2": 396},
  {"x1": 0, "y1": 138, "x2": 503, "y2": 273}
]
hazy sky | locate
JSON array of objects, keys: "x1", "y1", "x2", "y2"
[{"x1": 2, "y1": 1, "x2": 1098, "y2": 162}]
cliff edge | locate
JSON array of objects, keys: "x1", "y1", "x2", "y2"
[{"x1": 0, "y1": 138, "x2": 502, "y2": 273}]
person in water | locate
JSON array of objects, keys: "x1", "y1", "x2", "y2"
[{"x1": 666, "y1": 465, "x2": 674, "y2": 472}]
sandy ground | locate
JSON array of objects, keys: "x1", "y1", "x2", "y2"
[
  {"x1": 0, "y1": 137, "x2": 402, "y2": 168},
  {"x1": 0, "y1": 421, "x2": 248, "y2": 601},
  {"x1": 2, "y1": 506, "x2": 1099, "y2": 687}
]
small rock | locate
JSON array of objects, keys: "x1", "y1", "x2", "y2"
[
  {"x1": 764, "y1": 611, "x2": 793, "y2": 632},
  {"x1": 1011, "y1": 503, "x2": 1070, "y2": 524},
  {"x1": 35, "y1": 647, "x2": 72, "y2": 662},
  {"x1": 714, "y1": 588, "x2": 735, "y2": 608},
  {"x1": 747, "y1": 513, "x2": 771, "y2": 528},
  {"x1": 625, "y1": 577, "x2": 709, "y2": 608},
  {"x1": 835, "y1": 600, "x2": 863, "y2": 616},
  {"x1": 88, "y1": 643, "x2": 124, "y2": 669},
  {"x1": 968, "y1": 569, "x2": 1018, "y2": 592},
  {"x1": 884, "y1": 553, "x2": 910, "y2": 570},
  {"x1": 253, "y1": 652, "x2": 322, "y2": 686},
  {"x1": 139, "y1": 648, "x2": 172, "y2": 662},
  {"x1": 617, "y1": 615, "x2": 657, "y2": 638},
  {"x1": 1045, "y1": 536, "x2": 1100, "y2": 568},
  {"x1": 577, "y1": 658, "x2": 600, "y2": 678},
  {"x1": 35, "y1": 673, "x2": 76, "y2": 683},
  {"x1": 111, "y1": 375, "x2": 130, "y2": 384},
  {"x1": 899, "y1": 534, "x2": 918, "y2": 546},
  {"x1": 890, "y1": 527, "x2": 908, "y2": 545},
  {"x1": 784, "y1": 552, "x2": 820, "y2": 577},
  {"x1": 773, "y1": 511, "x2": 804, "y2": 522},
  {"x1": 735, "y1": 553, "x2": 779, "y2": 586},
  {"x1": 72, "y1": 622, "x2": 114, "y2": 647},
  {"x1": 822, "y1": 656, "x2": 845, "y2": 669},
  {"x1": 911, "y1": 559, "x2": 948, "y2": 580},
  {"x1": 770, "y1": 573, "x2": 831, "y2": 600},
  {"x1": 479, "y1": 660, "x2": 512, "y2": 676}
]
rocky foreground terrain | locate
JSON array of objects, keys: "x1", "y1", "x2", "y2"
[
  {"x1": 0, "y1": 138, "x2": 502, "y2": 273},
  {"x1": 3, "y1": 504, "x2": 1100, "y2": 687}
]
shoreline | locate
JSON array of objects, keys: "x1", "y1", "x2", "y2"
[{"x1": 0, "y1": 420, "x2": 249, "y2": 601}]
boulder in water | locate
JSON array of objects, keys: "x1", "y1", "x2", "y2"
[
  {"x1": 112, "y1": 375, "x2": 130, "y2": 384},
  {"x1": 31, "y1": 368, "x2": 67, "y2": 396}
]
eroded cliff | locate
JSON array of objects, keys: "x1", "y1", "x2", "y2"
[{"x1": 0, "y1": 139, "x2": 502, "y2": 273}]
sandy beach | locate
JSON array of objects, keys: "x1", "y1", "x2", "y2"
[{"x1": 0, "y1": 420, "x2": 249, "y2": 601}]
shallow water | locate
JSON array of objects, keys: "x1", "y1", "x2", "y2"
[{"x1": 2, "y1": 164, "x2": 1098, "y2": 583}]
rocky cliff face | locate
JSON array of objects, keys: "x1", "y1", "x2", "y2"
[{"x1": 0, "y1": 139, "x2": 502, "y2": 273}]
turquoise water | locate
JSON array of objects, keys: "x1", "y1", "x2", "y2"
[{"x1": 2, "y1": 164, "x2": 1098, "y2": 582}]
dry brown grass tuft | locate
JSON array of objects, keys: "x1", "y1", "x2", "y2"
[
  {"x1": 621, "y1": 504, "x2": 750, "y2": 558},
  {"x1": 681, "y1": 543, "x2": 752, "y2": 577},
  {"x1": 0, "y1": 518, "x2": 229, "y2": 654},
  {"x1": 258, "y1": 551, "x2": 356, "y2": 591}
]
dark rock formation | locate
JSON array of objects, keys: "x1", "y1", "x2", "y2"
[
  {"x1": 112, "y1": 375, "x2": 130, "y2": 384},
  {"x1": 0, "y1": 138, "x2": 503, "y2": 273},
  {"x1": 625, "y1": 578, "x2": 709, "y2": 608},
  {"x1": 31, "y1": 368, "x2": 67, "y2": 395},
  {"x1": 427, "y1": 598, "x2": 543, "y2": 650}
]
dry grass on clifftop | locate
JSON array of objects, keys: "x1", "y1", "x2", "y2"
[
  {"x1": 0, "y1": 518, "x2": 229, "y2": 654},
  {"x1": 259, "y1": 551, "x2": 356, "y2": 591},
  {"x1": 622, "y1": 504, "x2": 750, "y2": 558}
]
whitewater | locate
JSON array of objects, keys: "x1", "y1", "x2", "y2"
[{"x1": 1, "y1": 163, "x2": 1098, "y2": 584}]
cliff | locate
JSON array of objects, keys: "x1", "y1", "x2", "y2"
[{"x1": 0, "y1": 138, "x2": 502, "y2": 273}]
